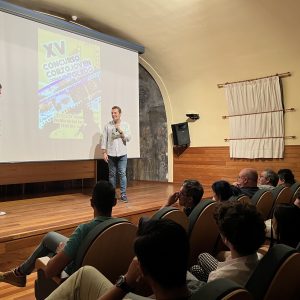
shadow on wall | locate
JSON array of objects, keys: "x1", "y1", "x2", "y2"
[{"x1": 127, "y1": 65, "x2": 168, "y2": 182}]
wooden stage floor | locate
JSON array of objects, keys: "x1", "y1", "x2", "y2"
[
  {"x1": 0, "y1": 181, "x2": 185, "y2": 299},
  {"x1": 0, "y1": 181, "x2": 183, "y2": 267}
]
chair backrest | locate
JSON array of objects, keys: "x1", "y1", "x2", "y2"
[
  {"x1": 75, "y1": 218, "x2": 137, "y2": 282},
  {"x1": 290, "y1": 182, "x2": 300, "y2": 203},
  {"x1": 151, "y1": 207, "x2": 189, "y2": 232},
  {"x1": 229, "y1": 194, "x2": 250, "y2": 204},
  {"x1": 190, "y1": 278, "x2": 253, "y2": 300},
  {"x1": 250, "y1": 190, "x2": 274, "y2": 220},
  {"x1": 271, "y1": 185, "x2": 293, "y2": 206},
  {"x1": 188, "y1": 199, "x2": 219, "y2": 266},
  {"x1": 246, "y1": 244, "x2": 300, "y2": 300}
]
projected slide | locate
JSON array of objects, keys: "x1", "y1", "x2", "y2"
[
  {"x1": 0, "y1": 9, "x2": 139, "y2": 162},
  {"x1": 38, "y1": 29, "x2": 101, "y2": 140}
]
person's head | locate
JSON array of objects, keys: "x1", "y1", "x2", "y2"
[
  {"x1": 134, "y1": 219, "x2": 189, "y2": 289},
  {"x1": 111, "y1": 106, "x2": 122, "y2": 123},
  {"x1": 179, "y1": 179, "x2": 204, "y2": 209},
  {"x1": 214, "y1": 201, "x2": 266, "y2": 256},
  {"x1": 273, "y1": 203, "x2": 300, "y2": 248},
  {"x1": 277, "y1": 169, "x2": 295, "y2": 187},
  {"x1": 259, "y1": 169, "x2": 279, "y2": 187},
  {"x1": 212, "y1": 180, "x2": 234, "y2": 202},
  {"x1": 90, "y1": 180, "x2": 116, "y2": 215},
  {"x1": 237, "y1": 168, "x2": 258, "y2": 188}
]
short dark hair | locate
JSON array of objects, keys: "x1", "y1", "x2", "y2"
[
  {"x1": 212, "y1": 180, "x2": 233, "y2": 201},
  {"x1": 112, "y1": 106, "x2": 122, "y2": 113},
  {"x1": 278, "y1": 169, "x2": 296, "y2": 186},
  {"x1": 273, "y1": 204, "x2": 300, "y2": 248},
  {"x1": 214, "y1": 201, "x2": 266, "y2": 256},
  {"x1": 264, "y1": 169, "x2": 279, "y2": 187},
  {"x1": 134, "y1": 219, "x2": 189, "y2": 289},
  {"x1": 0, "y1": 83, "x2": 2, "y2": 89},
  {"x1": 91, "y1": 180, "x2": 116, "y2": 214},
  {"x1": 182, "y1": 179, "x2": 204, "y2": 206}
]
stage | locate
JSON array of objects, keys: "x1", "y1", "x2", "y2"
[{"x1": 0, "y1": 181, "x2": 185, "y2": 270}]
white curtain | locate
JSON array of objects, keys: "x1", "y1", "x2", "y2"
[{"x1": 225, "y1": 76, "x2": 284, "y2": 159}]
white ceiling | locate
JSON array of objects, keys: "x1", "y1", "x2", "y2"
[{"x1": 5, "y1": 0, "x2": 300, "y2": 83}]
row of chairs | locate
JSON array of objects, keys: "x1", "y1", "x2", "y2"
[
  {"x1": 231, "y1": 182, "x2": 300, "y2": 220},
  {"x1": 35, "y1": 197, "x2": 300, "y2": 300},
  {"x1": 34, "y1": 201, "x2": 219, "y2": 299}
]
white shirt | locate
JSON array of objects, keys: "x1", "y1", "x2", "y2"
[
  {"x1": 207, "y1": 253, "x2": 261, "y2": 286},
  {"x1": 101, "y1": 120, "x2": 131, "y2": 157}
]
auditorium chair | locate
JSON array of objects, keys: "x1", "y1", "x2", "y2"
[
  {"x1": 151, "y1": 206, "x2": 189, "y2": 231},
  {"x1": 188, "y1": 199, "x2": 219, "y2": 266},
  {"x1": 245, "y1": 244, "x2": 300, "y2": 300},
  {"x1": 35, "y1": 218, "x2": 137, "y2": 300},
  {"x1": 250, "y1": 189, "x2": 274, "y2": 220},
  {"x1": 289, "y1": 182, "x2": 300, "y2": 203},
  {"x1": 271, "y1": 185, "x2": 293, "y2": 206},
  {"x1": 229, "y1": 194, "x2": 251, "y2": 204},
  {"x1": 191, "y1": 278, "x2": 252, "y2": 300}
]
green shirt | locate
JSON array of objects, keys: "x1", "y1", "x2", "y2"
[{"x1": 63, "y1": 215, "x2": 112, "y2": 274}]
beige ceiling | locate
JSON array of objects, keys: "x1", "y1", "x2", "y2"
[{"x1": 6, "y1": 0, "x2": 300, "y2": 85}]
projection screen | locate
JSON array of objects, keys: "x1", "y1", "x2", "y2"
[{"x1": 0, "y1": 9, "x2": 140, "y2": 162}]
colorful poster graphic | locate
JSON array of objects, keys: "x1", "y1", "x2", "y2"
[{"x1": 38, "y1": 29, "x2": 101, "y2": 139}]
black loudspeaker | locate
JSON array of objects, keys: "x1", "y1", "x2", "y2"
[{"x1": 171, "y1": 122, "x2": 190, "y2": 146}]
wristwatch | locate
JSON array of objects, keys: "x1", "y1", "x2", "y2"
[{"x1": 115, "y1": 275, "x2": 132, "y2": 293}]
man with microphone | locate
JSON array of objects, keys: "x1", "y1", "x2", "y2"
[{"x1": 101, "y1": 106, "x2": 131, "y2": 202}]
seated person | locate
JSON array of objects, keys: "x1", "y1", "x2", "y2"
[
  {"x1": 267, "y1": 191, "x2": 300, "y2": 248},
  {"x1": 162, "y1": 179, "x2": 204, "y2": 216},
  {"x1": 46, "y1": 219, "x2": 195, "y2": 300},
  {"x1": 190, "y1": 201, "x2": 266, "y2": 286},
  {"x1": 212, "y1": 180, "x2": 240, "y2": 202},
  {"x1": 258, "y1": 169, "x2": 279, "y2": 190},
  {"x1": 0, "y1": 180, "x2": 117, "y2": 287},
  {"x1": 277, "y1": 168, "x2": 296, "y2": 187},
  {"x1": 233, "y1": 168, "x2": 259, "y2": 198}
]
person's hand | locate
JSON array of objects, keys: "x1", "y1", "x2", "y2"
[
  {"x1": 103, "y1": 153, "x2": 109, "y2": 163},
  {"x1": 125, "y1": 257, "x2": 142, "y2": 289},
  {"x1": 165, "y1": 192, "x2": 179, "y2": 206},
  {"x1": 56, "y1": 242, "x2": 65, "y2": 254},
  {"x1": 115, "y1": 124, "x2": 122, "y2": 134},
  {"x1": 232, "y1": 181, "x2": 240, "y2": 187}
]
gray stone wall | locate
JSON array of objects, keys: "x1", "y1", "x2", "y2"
[{"x1": 127, "y1": 65, "x2": 168, "y2": 181}]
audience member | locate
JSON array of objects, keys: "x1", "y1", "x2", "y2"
[
  {"x1": 277, "y1": 168, "x2": 296, "y2": 187},
  {"x1": 190, "y1": 201, "x2": 266, "y2": 286},
  {"x1": 233, "y1": 168, "x2": 259, "y2": 198},
  {"x1": 212, "y1": 180, "x2": 240, "y2": 202},
  {"x1": 0, "y1": 181, "x2": 117, "y2": 287},
  {"x1": 46, "y1": 219, "x2": 195, "y2": 300},
  {"x1": 163, "y1": 179, "x2": 204, "y2": 216},
  {"x1": 258, "y1": 169, "x2": 279, "y2": 190},
  {"x1": 271, "y1": 191, "x2": 300, "y2": 248}
]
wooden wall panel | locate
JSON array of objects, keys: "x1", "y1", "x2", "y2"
[
  {"x1": 0, "y1": 160, "x2": 96, "y2": 185},
  {"x1": 174, "y1": 145, "x2": 300, "y2": 196}
]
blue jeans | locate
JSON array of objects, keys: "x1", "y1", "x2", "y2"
[{"x1": 108, "y1": 155, "x2": 127, "y2": 196}]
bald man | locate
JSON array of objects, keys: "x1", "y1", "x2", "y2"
[{"x1": 234, "y1": 168, "x2": 259, "y2": 198}]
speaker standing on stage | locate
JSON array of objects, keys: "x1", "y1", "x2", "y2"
[{"x1": 101, "y1": 106, "x2": 131, "y2": 202}]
